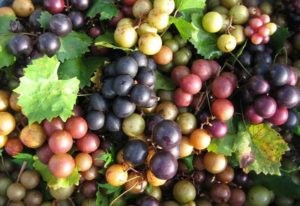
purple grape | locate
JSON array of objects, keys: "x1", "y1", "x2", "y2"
[
  {"x1": 276, "y1": 85, "x2": 300, "y2": 108},
  {"x1": 269, "y1": 64, "x2": 289, "y2": 86},
  {"x1": 137, "y1": 196, "x2": 160, "y2": 206},
  {"x1": 145, "y1": 114, "x2": 164, "y2": 136},
  {"x1": 254, "y1": 95, "x2": 277, "y2": 118},
  {"x1": 207, "y1": 120, "x2": 228, "y2": 138},
  {"x1": 49, "y1": 14, "x2": 72, "y2": 37},
  {"x1": 248, "y1": 75, "x2": 270, "y2": 95},
  {"x1": 150, "y1": 151, "x2": 178, "y2": 180},
  {"x1": 8, "y1": 34, "x2": 32, "y2": 57},
  {"x1": 123, "y1": 139, "x2": 148, "y2": 165}
]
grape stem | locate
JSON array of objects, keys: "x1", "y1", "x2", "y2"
[
  {"x1": 16, "y1": 161, "x2": 27, "y2": 183},
  {"x1": 229, "y1": 52, "x2": 251, "y2": 75}
]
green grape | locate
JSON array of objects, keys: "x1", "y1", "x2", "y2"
[
  {"x1": 247, "y1": 185, "x2": 272, "y2": 206},
  {"x1": 114, "y1": 24, "x2": 138, "y2": 48},
  {"x1": 117, "y1": 18, "x2": 134, "y2": 27},
  {"x1": 164, "y1": 39, "x2": 179, "y2": 52},
  {"x1": 202, "y1": 12, "x2": 223, "y2": 33},
  {"x1": 0, "y1": 177, "x2": 12, "y2": 196},
  {"x1": 162, "y1": 31, "x2": 173, "y2": 41},
  {"x1": 148, "y1": 8, "x2": 169, "y2": 30},
  {"x1": 132, "y1": 0, "x2": 153, "y2": 18},
  {"x1": 174, "y1": 35, "x2": 187, "y2": 48},
  {"x1": 137, "y1": 23, "x2": 158, "y2": 35},
  {"x1": 259, "y1": 2, "x2": 273, "y2": 15},
  {"x1": 173, "y1": 180, "x2": 196, "y2": 204},
  {"x1": 49, "y1": 186, "x2": 75, "y2": 200},
  {"x1": 122, "y1": 113, "x2": 145, "y2": 137},
  {"x1": 207, "y1": 0, "x2": 221, "y2": 10},
  {"x1": 173, "y1": 49, "x2": 190, "y2": 65},
  {"x1": 213, "y1": 6, "x2": 229, "y2": 15},
  {"x1": 229, "y1": 5, "x2": 249, "y2": 24},
  {"x1": 221, "y1": 0, "x2": 240, "y2": 9},
  {"x1": 217, "y1": 34, "x2": 236, "y2": 52},
  {"x1": 153, "y1": 0, "x2": 175, "y2": 14},
  {"x1": 138, "y1": 32, "x2": 162, "y2": 55},
  {"x1": 231, "y1": 25, "x2": 245, "y2": 45},
  {"x1": 219, "y1": 15, "x2": 230, "y2": 33}
]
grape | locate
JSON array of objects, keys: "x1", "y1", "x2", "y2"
[
  {"x1": 245, "y1": 105, "x2": 263, "y2": 124},
  {"x1": 173, "y1": 48, "x2": 191, "y2": 66},
  {"x1": 173, "y1": 180, "x2": 196, "y2": 204},
  {"x1": 75, "y1": 153, "x2": 93, "y2": 172},
  {"x1": 176, "y1": 112, "x2": 197, "y2": 135},
  {"x1": 0, "y1": 135, "x2": 7, "y2": 148},
  {"x1": 171, "y1": 66, "x2": 190, "y2": 85},
  {"x1": 104, "y1": 113, "x2": 121, "y2": 132},
  {"x1": 114, "y1": 24, "x2": 138, "y2": 48},
  {"x1": 37, "y1": 144, "x2": 54, "y2": 164},
  {"x1": 88, "y1": 26, "x2": 101, "y2": 38},
  {"x1": 148, "y1": 9, "x2": 169, "y2": 30},
  {"x1": 137, "y1": 196, "x2": 160, "y2": 206},
  {"x1": 210, "y1": 182, "x2": 231, "y2": 203},
  {"x1": 287, "y1": 67, "x2": 298, "y2": 86},
  {"x1": 150, "y1": 151, "x2": 178, "y2": 179},
  {"x1": 251, "y1": 34, "x2": 263, "y2": 45},
  {"x1": 147, "y1": 58, "x2": 157, "y2": 71},
  {"x1": 231, "y1": 25, "x2": 246, "y2": 45},
  {"x1": 189, "y1": 129, "x2": 211, "y2": 150},
  {"x1": 179, "y1": 136, "x2": 194, "y2": 158},
  {"x1": 29, "y1": 10, "x2": 42, "y2": 29},
  {"x1": 71, "y1": 0, "x2": 89, "y2": 10},
  {"x1": 77, "y1": 133, "x2": 100, "y2": 153},
  {"x1": 217, "y1": 34, "x2": 237, "y2": 52},
  {"x1": 283, "y1": 111, "x2": 299, "y2": 130},
  {"x1": 0, "y1": 91, "x2": 8, "y2": 112},
  {"x1": 0, "y1": 177, "x2": 12, "y2": 196},
  {"x1": 138, "y1": 32, "x2": 162, "y2": 55},
  {"x1": 130, "y1": 84, "x2": 151, "y2": 106},
  {"x1": 173, "y1": 88, "x2": 193, "y2": 107},
  {"x1": 153, "y1": 120, "x2": 181, "y2": 150},
  {"x1": 113, "y1": 75, "x2": 134, "y2": 96},
  {"x1": 90, "y1": 93, "x2": 107, "y2": 112},
  {"x1": 239, "y1": 51, "x2": 252, "y2": 67},
  {"x1": 20, "y1": 123, "x2": 47, "y2": 149},
  {"x1": 164, "y1": 39, "x2": 179, "y2": 52},
  {"x1": 269, "y1": 64, "x2": 289, "y2": 86},
  {"x1": 131, "y1": 51, "x2": 148, "y2": 67},
  {"x1": 276, "y1": 86, "x2": 300, "y2": 108},
  {"x1": 49, "y1": 14, "x2": 72, "y2": 37},
  {"x1": 112, "y1": 97, "x2": 136, "y2": 118},
  {"x1": 136, "y1": 67, "x2": 156, "y2": 86},
  {"x1": 204, "y1": 152, "x2": 227, "y2": 174},
  {"x1": 65, "y1": 116, "x2": 88, "y2": 139},
  {"x1": 221, "y1": 0, "x2": 239, "y2": 8},
  {"x1": 48, "y1": 130, "x2": 73, "y2": 154},
  {"x1": 12, "y1": 0, "x2": 34, "y2": 17},
  {"x1": 20, "y1": 170, "x2": 40, "y2": 189},
  {"x1": 5, "y1": 138, "x2": 23, "y2": 156},
  {"x1": 207, "y1": 120, "x2": 228, "y2": 138},
  {"x1": 6, "y1": 183, "x2": 26, "y2": 201},
  {"x1": 49, "y1": 185, "x2": 75, "y2": 200},
  {"x1": 180, "y1": 74, "x2": 202, "y2": 95},
  {"x1": 37, "y1": 32, "x2": 61, "y2": 56},
  {"x1": 247, "y1": 75, "x2": 270, "y2": 95},
  {"x1": 115, "y1": 56, "x2": 138, "y2": 77},
  {"x1": 147, "y1": 170, "x2": 166, "y2": 187},
  {"x1": 123, "y1": 0, "x2": 137, "y2": 6},
  {"x1": 109, "y1": 10, "x2": 124, "y2": 26},
  {"x1": 247, "y1": 185, "x2": 272, "y2": 206},
  {"x1": 43, "y1": 117, "x2": 64, "y2": 136},
  {"x1": 68, "y1": 11, "x2": 84, "y2": 29},
  {"x1": 106, "y1": 164, "x2": 128, "y2": 186},
  {"x1": 212, "y1": 76, "x2": 234, "y2": 98},
  {"x1": 122, "y1": 113, "x2": 145, "y2": 137},
  {"x1": 101, "y1": 78, "x2": 117, "y2": 99},
  {"x1": 125, "y1": 172, "x2": 147, "y2": 194},
  {"x1": 81, "y1": 165, "x2": 99, "y2": 181},
  {"x1": 24, "y1": 190, "x2": 43, "y2": 206},
  {"x1": 216, "y1": 166, "x2": 234, "y2": 184},
  {"x1": 190, "y1": 59, "x2": 211, "y2": 81},
  {"x1": 254, "y1": 95, "x2": 277, "y2": 118},
  {"x1": 249, "y1": 18, "x2": 264, "y2": 29},
  {"x1": 202, "y1": 12, "x2": 223, "y2": 33},
  {"x1": 44, "y1": 0, "x2": 65, "y2": 14},
  {"x1": 267, "y1": 106, "x2": 288, "y2": 126},
  {"x1": 153, "y1": 0, "x2": 175, "y2": 15},
  {"x1": 153, "y1": 46, "x2": 173, "y2": 65},
  {"x1": 137, "y1": 22, "x2": 158, "y2": 35},
  {"x1": 8, "y1": 34, "x2": 32, "y2": 57},
  {"x1": 123, "y1": 139, "x2": 148, "y2": 165},
  {"x1": 49, "y1": 153, "x2": 75, "y2": 178},
  {"x1": 229, "y1": 5, "x2": 249, "y2": 24},
  {"x1": 266, "y1": 22, "x2": 277, "y2": 35},
  {"x1": 81, "y1": 180, "x2": 97, "y2": 198},
  {"x1": 228, "y1": 188, "x2": 246, "y2": 206},
  {"x1": 132, "y1": 0, "x2": 152, "y2": 18},
  {"x1": 221, "y1": 72, "x2": 237, "y2": 87},
  {"x1": 212, "y1": 99, "x2": 234, "y2": 121},
  {"x1": 156, "y1": 101, "x2": 178, "y2": 120}
]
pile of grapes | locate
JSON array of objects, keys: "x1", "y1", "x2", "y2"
[{"x1": 1, "y1": 0, "x2": 300, "y2": 205}]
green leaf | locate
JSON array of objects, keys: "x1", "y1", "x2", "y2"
[
  {"x1": 0, "y1": 15, "x2": 16, "y2": 33},
  {"x1": 38, "y1": 11, "x2": 52, "y2": 29},
  {"x1": 14, "y1": 56, "x2": 80, "y2": 124},
  {"x1": 87, "y1": 0, "x2": 118, "y2": 20},
  {"x1": 270, "y1": 27, "x2": 290, "y2": 51},
  {"x1": 98, "y1": 183, "x2": 122, "y2": 195},
  {"x1": 33, "y1": 157, "x2": 80, "y2": 189},
  {"x1": 175, "y1": 0, "x2": 206, "y2": 20},
  {"x1": 96, "y1": 190, "x2": 109, "y2": 206},
  {"x1": 99, "y1": 153, "x2": 114, "y2": 168},
  {"x1": 0, "y1": 149, "x2": 3, "y2": 157},
  {"x1": 59, "y1": 57, "x2": 106, "y2": 88},
  {"x1": 155, "y1": 71, "x2": 176, "y2": 91},
  {"x1": 234, "y1": 123, "x2": 289, "y2": 175},
  {"x1": 251, "y1": 172, "x2": 300, "y2": 198},
  {"x1": 189, "y1": 13, "x2": 222, "y2": 59},
  {"x1": 13, "y1": 153, "x2": 34, "y2": 169},
  {"x1": 94, "y1": 33, "x2": 134, "y2": 51},
  {"x1": 182, "y1": 155, "x2": 194, "y2": 172},
  {"x1": 57, "y1": 31, "x2": 93, "y2": 62},
  {"x1": 0, "y1": 34, "x2": 16, "y2": 69},
  {"x1": 169, "y1": 17, "x2": 194, "y2": 41}
]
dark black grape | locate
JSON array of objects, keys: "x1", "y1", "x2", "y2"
[
  {"x1": 234, "y1": 171, "x2": 248, "y2": 186},
  {"x1": 113, "y1": 75, "x2": 134, "y2": 96},
  {"x1": 81, "y1": 180, "x2": 97, "y2": 198},
  {"x1": 9, "y1": 20, "x2": 25, "y2": 33},
  {"x1": 248, "y1": 44, "x2": 265, "y2": 52},
  {"x1": 147, "y1": 58, "x2": 157, "y2": 71},
  {"x1": 115, "y1": 56, "x2": 138, "y2": 77},
  {"x1": 86, "y1": 111, "x2": 105, "y2": 130},
  {"x1": 239, "y1": 51, "x2": 252, "y2": 67},
  {"x1": 247, "y1": 75, "x2": 270, "y2": 95},
  {"x1": 44, "y1": 0, "x2": 65, "y2": 14},
  {"x1": 112, "y1": 97, "x2": 136, "y2": 118},
  {"x1": 101, "y1": 78, "x2": 116, "y2": 99},
  {"x1": 103, "y1": 63, "x2": 116, "y2": 77},
  {"x1": 131, "y1": 51, "x2": 148, "y2": 67},
  {"x1": 49, "y1": 14, "x2": 72, "y2": 36},
  {"x1": 130, "y1": 84, "x2": 151, "y2": 107},
  {"x1": 90, "y1": 93, "x2": 107, "y2": 112},
  {"x1": 104, "y1": 113, "x2": 121, "y2": 132},
  {"x1": 29, "y1": 10, "x2": 42, "y2": 29},
  {"x1": 37, "y1": 32, "x2": 61, "y2": 56},
  {"x1": 254, "y1": 95, "x2": 277, "y2": 118},
  {"x1": 277, "y1": 85, "x2": 300, "y2": 108},
  {"x1": 143, "y1": 90, "x2": 158, "y2": 108},
  {"x1": 8, "y1": 34, "x2": 33, "y2": 57},
  {"x1": 284, "y1": 111, "x2": 299, "y2": 130},
  {"x1": 14, "y1": 64, "x2": 25, "y2": 78},
  {"x1": 254, "y1": 62, "x2": 270, "y2": 76},
  {"x1": 123, "y1": 139, "x2": 148, "y2": 165},
  {"x1": 68, "y1": 11, "x2": 84, "y2": 29},
  {"x1": 71, "y1": 0, "x2": 90, "y2": 10},
  {"x1": 137, "y1": 196, "x2": 160, "y2": 206},
  {"x1": 269, "y1": 64, "x2": 289, "y2": 86},
  {"x1": 153, "y1": 120, "x2": 181, "y2": 150},
  {"x1": 136, "y1": 68, "x2": 156, "y2": 86},
  {"x1": 145, "y1": 114, "x2": 164, "y2": 136},
  {"x1": 254, "y1": 52, "x2": 272, "y2": 65},
  {"x1": 150, "y1": 151, "x2": 178, "y2": 180}
]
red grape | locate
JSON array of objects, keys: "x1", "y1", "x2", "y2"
[
  {"x1": 267, "y1": 106, "x2": 288, "y2": 126},
  {"x1": 76, "y1": 133, "x2": 100, "y2": 153},
  {"x1": 221, "y1": 72, "x2": 237, "y2": 88},
  {"x1": 251, "y1": 33, "x2": 263, "y2": 45},
  {"x1": 254, "y1": 95, "x2": 277, "y2": 118},
  {"x1": 5, "y1": 138, "x2": 23, "y2": 156},
  {"x1": 207, "y1": 120, "x2": 228, "y2": 138},
  {"x1": 171, "y1": 65, "x2": 190, "y2": 85},
  {"x1": 258, "y1": 26, "x2": 270, "y2": 37},
  {"x1": 262, "y1": 36, "x2": 270, "y2": 44},
  {"x1": 209, "y1": 60, "x2": 221, "y2": 77},
  {"x1": 212, "y1": 76, "x2": 234, "y2": 98},
  {"x1": 48, "y1": 153, "x2": 75, "y2": 178},
  {"x1": 249, "y1": 18, "x2": 263, "y2": 30},
  {"x1": 244, "y1": 26, "x2": 254, "y2": 37},
  {"x1": 244, "y1": 106, "x2": 264, "y2": 124},
  {"x1": 173, "y1": 88, "x2": 193, "y2": 107},
  {"x1": 48, "y1": 130, "x2": 73, "y2": 154},
  {"x1": 43, "y1": 117, "x2": 64, "y2": 136},
  {"x1": 260, "y1": 14, "x2": 270, "y2": 24},
  {"x1": 37, "y1": 144, "x2": 54, "y2": 164},
  {"x1": 44, "y1": 0, "x2": 65, "y2": 14},
  {"x1": 65, "y1": 116, "x2": 88, "y2": 139},
  {"x1": 180, "y1": 74, "x2": 202, "y2": 95},
  {"x1": 212, "y1": 99, "x2": 234, "y2": 121},
  {"x1": 191, "y1": 59, "x2": 212, "y2": 81}
]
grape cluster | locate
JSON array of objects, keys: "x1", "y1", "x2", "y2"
[{"x1": 113, "y1": 0, "x2": 175, "y2": 55}]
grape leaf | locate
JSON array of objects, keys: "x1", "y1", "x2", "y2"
[
  {"x1": 189, "y1": 13, "x2": 222, "y2": 59},
  {"x1": 182, "y1": 155, "x2": 194, "y2": 172},
  {"x1": 14, "y1": 56, "x2": 80, "y2": 124},
  {"x1": 38, "y1": 11, "x2": 52, "y2": 29},
  {"x1": 87, "y1": 0, "x2": 118, "y2": 20},
  {"x1": 155, "y1": 71, "x2": 176, "y2": 91},
  {"x1": 175, "y1": 0, "x2": 206, "y2": 20},
  {"x1": 270, "y1": 27, "x2": 290, "y2": 51},
  {"x1": 94, "y1": 33, "x2": 134, "y2": 51},
  {"x1": 59, "y1": 56, "x2": 106, "y2": 88},
  {"x1": 13, "y1": 153, "x2": 34, "y2": 169},
  {"x1": 96, "y1": 190, "x2": 109, "y2": 206},
  {"x1": 0, "y1": 15, "x2": 16, "y2": 33},
  {"x1": 33, "y1": 157, "x2": 80, "y2": 190},
  {"x1": 169, "y1": 17, "x2": 194, "y2": 41},
  {"x1": 234, "y1": 123, "x2": 289, "y2": 175},
  {"x1": 57, "y1": 31, "x2": 93, "y2": 62},
  {"x1": 99, "y1": 183, "x2": 122, "y2": 195}
]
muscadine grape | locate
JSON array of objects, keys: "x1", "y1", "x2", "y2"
[
  {"x1": 153, "y1": 46, "x2": 173, "y2": 65},
  {"x1": 48, "y1": 153, "x2": 75, "y2": 178},
  {"x1": 180, "y1": 74, "x2": 202, "y2": 95},
  {"x1": 5, "y1": 138, "x2": 23, "y2": 156},
  {"x1": 125, "y1": 172, "x2": 147, "y2": 194},
  {"x1": 245, "y1": 105, "x2": 264, "y2": 124},
  {"x1": 209, "y1": 60, "x2": 221, "y2": 76},
  {"x1": 138, "y1": 32, "x2": 162, "y2": 55},
  {"x1": 148, "y1": 9, "x2": 169, "y2": 30},
  {"x1": 65, "y1": 116, "x2": 88, "y2": 139},
  {"x1": 207, "y1": 120, "x2": 228, "y2": 138},
  {"x1": 0, "y1": 112, "x2": 16, "y2": 136},
  {"x1": 0, "y1": 135, "x2": 7, "y2": 148},
  {"x1": 229, "y1": 5, "x2": 249, "y2": 24},
  {"x1": 43, "y1": 117, "x2": 64, "y2": 136},
  {"x1": 249, "y1": 18, "x2": 263, "y2": 30},
  {"x1": 122, "y1": 113, "x2": 145, "y2": 137},
  {"x1": 212, "y1": 99, "x2": 234, "y2": 121},
  {"x1": 179, "y1": 136, "x2": 194, "y2": 158},
  {"x1": 267, "y1": 106, "x2": 288, "y2": 126},
  {"x1": 153, "y1": 0, "x2": 175, "y2": 15},
  {"x1": 106, "y1": 164, "x2": 128, "y2": 186},
  {"x1": 204, "y1": 152, "x2": 227, "y2": 174},
  {"x1": 48, "y1": 130, "x2": 73, "y2": 154},
  {"x1": 212, "y1": 76, "x2": 234, "y2": 98},
  {"x1": 114, "y1": 24, "x2": 138, "y2": 48},
  {"x1": 123, "y1": 0, "x2": 137, "y2": 6},
  {"x1": 189, "y1": 129, "x2": 211, "y2": 150},
  {"x1": 287, "y1": 67, "x2": 298, "y2": 86},
  {"x1": 20, "y1": 123, "x2": 47, "y2": 149},
  {"x1": 221, "y1": 72, "x2": 237, "y2": 88},
  {"x1": 254, "y1": 95, "x2": 277, "y2": 118},
  {"x1": 231, "y1": 25, "x2": 246, "y2": 45},
  {"x1": 132, "y1": 0, "x2": 152, "y2": 18},
  {"x1": 217, "y1": 34, "x2": 236, "y2": 52},
  {"x1": 191, "y1": 59, "x2": 212, "y2": 81},
  {"x1": 0, "y1": 91, "x2": 9, "y2": 112},
  {"x1": 258, "y1": 26, "x2": 270, "y2": 37},
  {"x1": 117, "y1": 18, "x2": 134, "y2": 27},
  {"x1": 44, "y1": 0, "x2": 65, "y2": 14},
  {"x1": 266, "y1": 22, "x2": 277, "y2": 35},
  {"x1": 202, "y1": 12, "x2": 223, "y2": 33},
  {"x1": 171, "y1": 66, "x2": 190, "y2": 85},
  {"x1": 37, "y1": 144, "x2": 53, "y2": 164},
  {"x1": 221, "y1": 0, "x2": 239, "y2": 9},
  {"x1": 146, "y1": 170, "x2": 166, "y2": 186},
  {"x1": 251, "y1": 33, "x2": 263, "y2": 45},
  {"x1": 262, "y1": 36, "x2": 270, "y2": 44},
  {"x1": 137, "y1": 22, "x2": 158, "y2": 35},
  {"x1": 75, "y1": 153, "x2": 93, "y2": 172},
  {"x1": 76, "y1": 133, "x2": 100, "y2": 153},
  {"x1": 244, "y1": 26, "x2": 254, "y2": 37},
  {"x1": 173, "y1": 88, "x2": 193, "y2": 107}
]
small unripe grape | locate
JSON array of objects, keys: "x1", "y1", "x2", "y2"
[
  {"x1": 153, "y1": 0, "x2": 175, "y2": 15},
  {"x1": 231, "y1": 25, "x2": 246, "y2": 45},
  {"x1": 137, "y1": 23, "x2": 158, "y2": 35},
  {"x1": 217, "y1": 34, "x2": 237, "y2": 52},
  {"x1": 229, "y1": 5, "x2": 249, "y2": 24},
  {"x1": 213, "y1": 6, "x2": 229, "y2": 15},
  {"x1": 132, "y1": 0, "x2": 152, "y2": 18},
  {"x1": 138, "y1": 32, "x2": 162, "y2": 55},
  {"x1": 266, "y1": 22, "x2": 277, "y2": 35},
  {"x1": 202, "y1": 12, "x2": 223, "y2": 33},
  {"x1": 148, "y1": 9, "x2": 169, "y2": 30},
  {"x1": 114, "y1": 24, "x2": 138, "y2": 48},
  {"x1": 221, "y1": 0, "x2": 239, "y2": 9}
]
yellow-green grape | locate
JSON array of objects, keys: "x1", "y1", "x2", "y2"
[
  {"x1": 213, "y1": 6, "x2": 229, "y2": 15},
  {"x1": 148, "y1": 9, "x2": 169, "y2": 30},
  {"x1": 266, "y1": 22, "x2": 277, "y2": 35},
  {"x1": 229, "y1": 5, "x2": 249, "y2": 25},
  {"x1": 202, "y1": 12, "x2": 223, "y2": 33},
  {"x1": 217, "y1": 34, "x2": 237, "y2": 52},
  {"x1": 153, "y1": 0, "x2": 175, "y2": 15},
  {"x1": 221, "y1": 0, "x2": 240, "y2": 9},
  {"x1": 114, "y1": 25, "x2": 138, "y2": 48},
  {"x1": 137, "y1": 22, "x2": 158, "y2": 35},
  {"x1": 138, "y1": 32, "x2": 162, "y2": 55},
  {"x1": 231, "y1": 25, "x2": 246, "y2": 45},
  {"x1": 132, "y1": 0, "x2": 152, "y2": 18},
  {"x1": 117, "y1": 18, "x2": 134, "y2": 27},
  {"x1": 122, "y1": 113, "x2": 145, "y2": 137},
  {"x1": 0, "y1": 135, "x2": 7, "y2": 148},
  {"x1": 219, "y1": 15, "x2": 230, "y2": 33}
]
